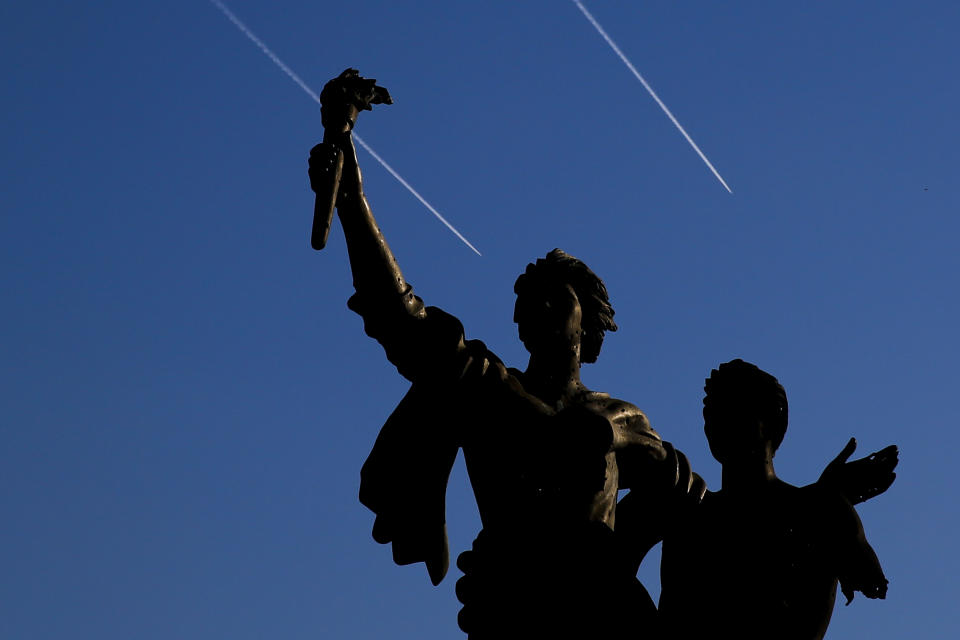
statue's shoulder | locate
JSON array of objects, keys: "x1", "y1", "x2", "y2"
[
  {"x1": 581, "y1": 392, "x2": 659, "y2": 440},
  {"x1": 455, "y1": 346, "x2": 556, "y2": 415},
  {"x1": 794, "y1": 480, "x2": 858, "y2": 521}
]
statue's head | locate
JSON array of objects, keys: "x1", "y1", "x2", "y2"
[
  {"x1": 702, "y1": 359, "x2": 788, "y2": 464},
  {"x1": 513, "y1": 249, "x2": 617, "y2": 364}
]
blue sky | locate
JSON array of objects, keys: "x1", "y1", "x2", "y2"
[{"x1": 2, "y1": 1, "x2": 957, "y2": 638}]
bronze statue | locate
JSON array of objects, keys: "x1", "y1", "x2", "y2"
[
  {"x1": 647, "y1": 359, "x2": 896, "y2": 640},
  {"x1": 309, "y1": 70, "x2": 897, "y2": 639},
  {"x1": 309, "y1": 69, "x2": 698, "y2": 637}
]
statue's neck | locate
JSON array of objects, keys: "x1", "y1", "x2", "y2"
[
  {"x1": 524, "y1": 352, "x2": 584, "y2": 408},
  {"x1": 721, "y1": 452, "x2": 779, "y2": 494}
]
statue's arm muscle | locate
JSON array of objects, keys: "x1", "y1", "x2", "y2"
[
  {"x1": 311, "y1": 135, "x2": 475, "y2": 381},
  {"x1": 826, "y1": 491, "x2": 889, "y2": 604}
]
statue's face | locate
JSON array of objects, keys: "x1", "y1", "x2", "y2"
[
  {"x1": 703, "y1": 394, "x2": 774, "y2": 465},
  {"x1": 515, "y1": 282, "x2": 583, "y2": 359}
]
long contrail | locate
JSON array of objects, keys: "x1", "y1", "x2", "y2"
[
  {"x1": 571, "y1": 0, "x2": 732, "y2": 193},
  {"x1": 208, "y1": 0, "x2": 482, "y2": 255},
  {"x1": 352, "y1": 136, "x2": 481, "y2": 255}
]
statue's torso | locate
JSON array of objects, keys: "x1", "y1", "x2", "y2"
[
  {"x1": 660, "y1": 482, "x2": 843, "y2": 640},
  {"x1": 457, "y1": 366, "x2": 655, "y2": 532}
]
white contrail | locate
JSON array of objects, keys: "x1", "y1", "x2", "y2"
[
  {"x1": 208, "y1": 0, "x2": 482, "y2": 255},
  {"x1": 352, "y1": 137, "x2": 482, "y2": 255},
  {"x1": 571, "y1": 0, "x2": 732, "y2": 193}
]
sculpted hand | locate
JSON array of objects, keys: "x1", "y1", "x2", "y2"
[
  {"x1": 818, "y1": 438, "x2": 899, "y2": 504},
  {"x1": 320, "y1": 68, "x2": 393, "y2": 135}
]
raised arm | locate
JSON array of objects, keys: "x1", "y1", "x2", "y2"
[
  {"x1": 308, "y1": 69, "x2": 415, "y2": 305},
  {"x1": 309, "y1": 70, "x2": 489, "y2": 386}
]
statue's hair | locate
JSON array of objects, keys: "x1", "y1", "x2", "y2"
[
  {"x1": 513, "y1": 248, "x2": 617, "y2": 364},
  {"x1": 703, "y1": 359, "x2": 789, "y2": 451}
]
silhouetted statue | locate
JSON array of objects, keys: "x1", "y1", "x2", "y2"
[
  {"x1": 309, "y1": 69, "x2": 699, "y2": 638},
  {"x1": 310, "y1": 71, "x2": 897, "y2": 639},
  {"x1": 646, "y1": 360, "x2": 896, "y2": 640}
]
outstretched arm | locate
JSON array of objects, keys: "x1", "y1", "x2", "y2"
[
  {"x1": 828, "y1": 492, "x2": 889, "y2": 604},
  {"x1": 815, "y1": 440, "x2": 894, "y2": 603},
  {"x1": 615, "y1": 442, "x2": 706, "y2": 574},
  {"x1": 817, "y1": 438, "x2": 899, "y2": 504}
]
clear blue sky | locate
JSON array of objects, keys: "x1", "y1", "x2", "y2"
[{"x1": 2, "y1": 1, "x2": 957, "y2": 638}]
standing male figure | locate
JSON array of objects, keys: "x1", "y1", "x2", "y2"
[
  {"x1": 309, "y1": 70, "x2": 690, "y2": 638},
  {"x1": 656, "y1": 359, "x2": 893, "y2": 640}
]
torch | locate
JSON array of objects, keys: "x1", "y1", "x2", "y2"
[{"x1": 311, "y1": 68, "x2": 393, "y2": 250}]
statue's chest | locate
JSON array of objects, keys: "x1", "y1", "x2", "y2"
[
  {"x1": 460, "y1": 395, "x2": 616, "y2": 524},
  {"x1": 688, "y1": 495, "x2": 831, "y2": 587}
]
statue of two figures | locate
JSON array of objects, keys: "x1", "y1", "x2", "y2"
[{"x1": 309, "y1": 70, "x2": 898, "y2": 640}]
